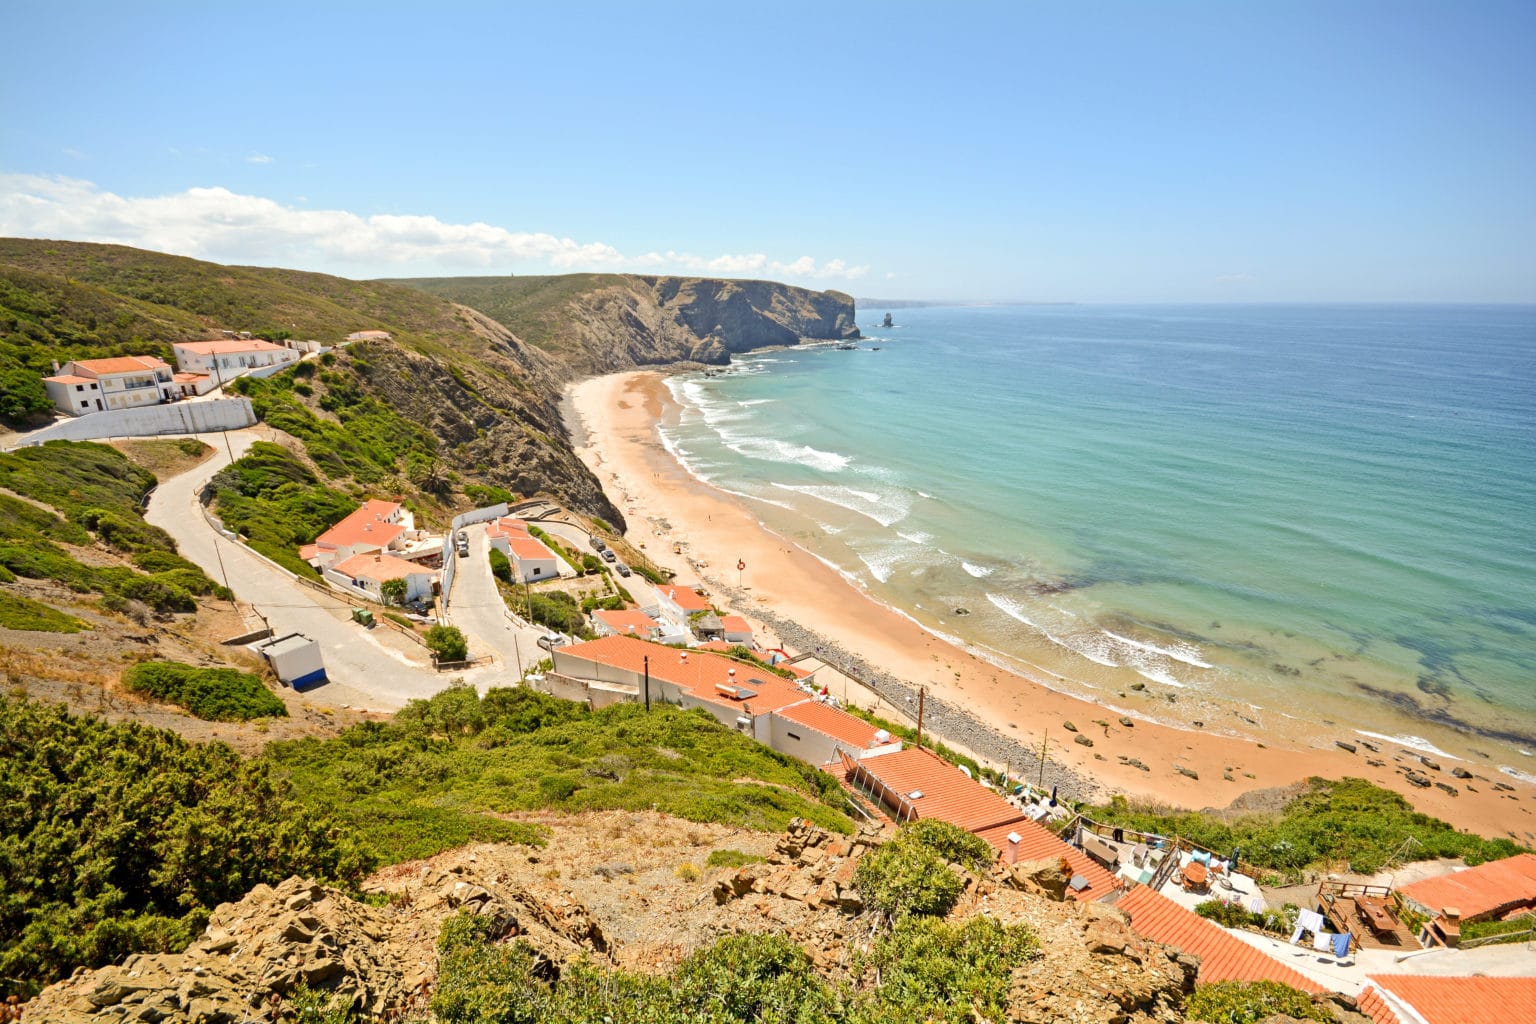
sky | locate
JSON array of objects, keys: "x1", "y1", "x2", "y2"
[{"x1": 2, "y1": 1, "x2": 1533, "y2": 302}]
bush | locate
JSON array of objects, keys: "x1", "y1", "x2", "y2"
[
  {"x1": 855, "y1": 818, "x2": 996, "y2": 919},
  {"x1": 853, "y1": 915, "x2": 1039, "y2": 1023},
  {"x1": 706, "y1": 849, "x2": 767, "y2": 869},
  {"x1": 894, "y1": 819, "x2": 994, "y2": 870},
  {"x1": 123, "y1": 660, "x2": 287, "y2": 721},
  {"x1": 488, "y1": 547, "x2": 512, "y2": 582},
  {"x1": 426, "y1": 625, "x2": 469, "y2": 662},
  {"x1": 0, "y1": 594, "x2": 86, "y2": 633},
  {"x1": 1185, "y1": 980, "x2": 1332, "y2": 1024},
  {"x1": 432, "y1": 914, "x2": 551, "y2": 1024}
]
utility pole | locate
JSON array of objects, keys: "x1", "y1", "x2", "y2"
[
  {"x1": 1038, "y1": 730, "x2": 1050, "y2": 789},
  {"x1": 513, "y1": 634, "x2": 523, "y2": 682},
  {"x1": 643, "y1": 655, "x2": 651, "y2": 712},
  {"x1": 915, "y1": 687, "x2": 926, "y2": 749}
]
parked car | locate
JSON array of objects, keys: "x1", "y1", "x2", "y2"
[
  {"x1": 456, "y1": 530, "x2": 469, "y2": 557},
  {"x1": 615, "y1": 563, "x2": 632, "y2": 577},
  {"x1": 537, "y1": 633, "x2": 567, "y2": 651},
  {"x1": 602, "y1": 549, "x2": 617, "y2": 562},
  {"x1": 591, "y1": 537, "x2": 607, "y2": 552}
]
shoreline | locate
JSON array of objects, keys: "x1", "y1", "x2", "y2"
[{"x1": 565, "y1": 369, "x2": 1536, "y2": 843}]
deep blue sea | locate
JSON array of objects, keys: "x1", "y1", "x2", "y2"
[{"x1": 659, "y1": 305, "x2": 1536, "y2": 767}]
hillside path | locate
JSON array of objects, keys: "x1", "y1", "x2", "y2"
[
  {"x1": 144, "y1": 431, "x2": 509, "y2": 709},
  {"x1": 442, "y1": 521, "x2": 551, "y2": 675}
]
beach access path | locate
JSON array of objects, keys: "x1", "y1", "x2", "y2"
[
  {"x1": 145, "y1": 431, "x2": 504, "y2": 710},
  {"x1": 565, "y1": 370, "x2": 1536, "y2": 842}
]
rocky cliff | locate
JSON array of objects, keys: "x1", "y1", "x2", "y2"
[{"x1": 389, "y1": 273, "x2": 860, "y2": 377}]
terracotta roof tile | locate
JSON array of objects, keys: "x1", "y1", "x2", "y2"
[
  {"x1": 175, "y1": 339, "x2": 289, "y2": 354},
  {"x1": 853, "y1": 748, "x2": 1021, "y2": 833},
  {"x1": 1361, "y1": 975, "x2": 1536, "y2": 1024},
  {"x1": 1115, "y1": 885, "x2": 1325, "y2": 992},
  {"x1": 720, "y1": 615, "x2": 753, "y2": 633},
  {"x1": 973, "y1": 819, "x2": 1120, "y2": 902},
  {"x1": 315, "y1": 500, "x2": 405, "y2": 550},
  {"x1": 558, "y1": 635, "x2": 809, "y2": 713},
  {"x1": 594, "y1": 609, "x2": 661, "y2": 635},
  {"x1": 43, "y1": 374, "x2": 97, "y2": 385},
  {"x1": 1396, "y1": 853, "x2": 1536, "y2": 919},
  {"x1": 663, "y1": 586, "x2": 711, "y2": 613},
  {"x1": 508, "y1": 534, "x2": 557, "y2": 561},
  {"x1": 775, "y1": 700, "x2": 886, "y2": 751},
  {"x1": 70, "y1": 355, "x2": 169, "y2": 375},
  {"x1": 330, "y1": 552, "x2": 432, "y2": 583},
  {"x1": 487, "y1": 517, "x2": 531, "y2": 539}
]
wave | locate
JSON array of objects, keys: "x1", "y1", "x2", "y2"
[
  {"x1": 722, "y1": 436, "x2": 851, "y2": 472},
  {"x1": 771, "y1": 482, "x2": 911, "y2": 527},
  {"x1": 738, "y1": 398, "x2": 775, "y2": 406},
  {"x1": 1499, "y1": 765, "x2": 1536, "y2": 784},
  {"x1": 897, "y1": 529, "x2": 934, "y2": 544},
  {"x1": 715, "y1": 486, "x2": 795, "y2": 511},
  {"x1": 962, "y1": 561, "x2": 995, "y2": 578},
  {"x1": 657, "y1": 426, "x2": 717, "y2": 484},
  {"x1": 1353, "y1": 731, "x2": 1462, "y2": 761},
  {"x1": 1134, "y1": 666, "x2": 1188, "y2": 688},
  {"x1": 986, "y1": 593, "x2": 1118, "y2": 667},
  {"x1": 1102, "y1": 629, "x2": 1213, "y2": 669}
]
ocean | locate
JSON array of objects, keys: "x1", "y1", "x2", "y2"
[{"x1": 657, "y1": 304, "x2": 1536, "y2": 769}]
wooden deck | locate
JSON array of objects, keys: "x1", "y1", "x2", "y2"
[{"x1": 1321, "y1": 892, "x2": 1418, "y2": 950}]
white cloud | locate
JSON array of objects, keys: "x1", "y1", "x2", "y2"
[
  {"x1": 246, "y1": 154, "x2": 274, "y2": 164},
  {"x1": 0, "y1": 174, "x2": 869, "y2": 285}
]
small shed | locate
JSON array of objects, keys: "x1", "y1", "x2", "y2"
[{"x1": 255, "y1": 632, "x2": 326, "y2": 691}]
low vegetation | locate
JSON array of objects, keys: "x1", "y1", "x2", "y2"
[
  {"x1": 0, "y1": 697, "x2": 367, "y2": 999},
  {"x1": 430, "y1": 911, "x2": 1037, "y2": 1024},
  {"x1": 425, "y1": 624, "x2": 469, "y2": 662},
  {"x1": 122, "y1": 660, "x2": 287, "y2": 721},
  {"x1": 208, "y1": 441, "x2": 359, "y2": 576},
  {"x1": 854, "y1": 819, "x2": 993, "y2": 920},
  {"x1": 265, "y1": 686, "x2": 854, "y2": 867},
  {"x1": 1184, "y1": 980, "x2": 1332, "y2": 1024},
  {"x1": 0, "y1": 593, "x2": 86, "y2": 633},
  {"x1": 1086, "y1": 777, "x2": 1527, "y2": 878},
  {"x1": 0, "y1": 442, "x2": 229, "y2": 614}
]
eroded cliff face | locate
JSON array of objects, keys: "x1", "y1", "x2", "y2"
[{"x1": 400, "y1": 273, "x2": 860, "y2": 378}]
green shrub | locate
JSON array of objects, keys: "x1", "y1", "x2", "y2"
[
  {"x1": 893, "y1": 819, "x2": 994, "y2": 870},
  {"x1": 0, "y1": 594, "x2": 86, "y2": 633},
  {"x1": 488, "y1": 547, "x2": 512, "y2": 582},
  {"x1": 852, "y1": 915, "x2": 1039, "y2": 1023},
  {"x1": 854, "y1": 818, "x2": 995, "y2": 919},
  {"x1": 0, "y1": 697, "x2": 366, "y2": 999},
  {"x1": 464, "y1": 483, "x2": 516, "y2": 506},
  {"x1": 123, "y1": 660, "x2": 286, "y2": 721},
  {"x1": 426, "y1": 625, "x2": 469, "y2": 662},
  {"x1": 1185, "y1": 980, "x2": 1331, "y2": 1024},
  {"x1": 432, "y1": 914, "x2": 551, "y2": 1024},
  {"x1": 1462, "y1": 913, "x2": 1536, "y2": 943},
  {"x1": 706, "y1": 849, "x2": 767, "y2": 869}
]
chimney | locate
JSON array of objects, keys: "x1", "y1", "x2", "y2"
[
  {"x1": 1006, "y1": 832, "x2": 1022, "y2": 865},
  {"x1": 52, "y1": 360, "x2": 61, "y2": 373}
]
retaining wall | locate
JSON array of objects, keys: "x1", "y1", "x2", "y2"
[{"x1": 17, "y1": 399, "x2": 256, "y2": 446}]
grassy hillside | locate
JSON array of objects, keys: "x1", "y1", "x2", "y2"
[{"x1": 389, "y1": 273, "x2": 632, "y2": 350}]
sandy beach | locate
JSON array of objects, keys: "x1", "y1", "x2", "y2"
[{"x1": 566, "y1": 370, "x2": 1536, "y2": 843}]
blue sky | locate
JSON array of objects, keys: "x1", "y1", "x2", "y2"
[{"x1": 2, "y1": 1, "x2": 1533, "y2": 301}]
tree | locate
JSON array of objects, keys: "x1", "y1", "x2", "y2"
[
  {"x1": 426, "y1": 625, "x2": 468, "y2": 662},
  {"x1": 380, "y1": 577, "x2": 408, "y2": 606}
]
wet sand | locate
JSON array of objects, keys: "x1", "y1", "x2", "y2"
[{"x1": 566, "y1": 370, "x2": 1536, "y2": 842}]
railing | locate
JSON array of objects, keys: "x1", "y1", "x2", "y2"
[{"x1": 839, "y1": 750, "x2": 919, "y2": 822}]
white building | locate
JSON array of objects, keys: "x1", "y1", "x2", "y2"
[
  {"x1": 300, "y1": 500, "x2": 422, "y2": 569},
  {"x1": 42, "y1": 356, "x2": 175, "y2": 416},
  {"x1": 325, "y1": 551, "x2": 437, "y2": 604},
  {"x1": 172, "y1": 339, "x2": 299, "y2": 385},
  {"x1": 486, "y1": 517, "x2": 563, "y2": 582}
]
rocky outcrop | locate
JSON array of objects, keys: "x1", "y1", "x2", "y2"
[{"x1": 24, "y1": 868, "x2": 609, "y2": 1023}]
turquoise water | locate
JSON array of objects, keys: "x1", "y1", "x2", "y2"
[{"x1": 660, "y1": 305, "x2": 1536, "y2": 756}]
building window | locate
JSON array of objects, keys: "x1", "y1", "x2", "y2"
[
  {"x1": 80, "y1": 401, "x2": 89, "y2": 409},
  {"x1": 75, "y1": 384, "x2": 84, "y2": 392}
]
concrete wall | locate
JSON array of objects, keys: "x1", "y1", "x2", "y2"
[
  {"x1": 537, "y1": 672, "x2": 636, "y2": 710},
  {"x1": 17, "y1": 398, "x2": 256, "y2": 446}
]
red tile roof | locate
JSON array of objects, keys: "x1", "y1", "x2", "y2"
[
  {"x1": 175, "y1": 339, "x2": 289, "y2": 354},
  {"x1": 1360, "y1": 975, "x2": 1536, "y2": 1024},
  {"x1": 315, "y1": 500, "x2": 405, "y2": 550},
  {"x1": 853, "y1": 747, "x2": 1024, "y2": 834},
  {"x1": 508, "y1": 534, "x2": 557, "y2": 562},
  {"x1": 559, "y1": 635, "x2": 809, "y2": 713},
  {"x1": 172, "y1": 371, "x2": 209, "y2": 383},
  {"x1": 487, "y1": 517, "x2": 531, "y2": 539},
  {"x1": 720, "y1": 615, "x2": 753, "y2": 633},
  {"x1": 70, "y1": 355, "x2": 169, "y2": 376},
  {"x1": 594, "y1": 609, "x2": 660, "y2": 636},
  {"x1": 775, "y1": 700, "x2": 886, "y2": 751},
  {"x1": 330, "y1": 551, "x2": 432, "y2": 583},
  {"x1": 1395, "y1": 853, "x2": 1536, "y2": 919},
  {"x1": 1115, "y1": 885, "x2": 1325, "y2": 992},
  {"x1": 43, "y1": 374, "x2": 96, "y2": 385},
  {"x1": 974, "y1": 819, "x2": 1119, "y2": 902},
  {"x1": 663, "y1": 586, "x2": 711, "y2": 613}
]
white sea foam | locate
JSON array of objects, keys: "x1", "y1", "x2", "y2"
[
  {"x1": 657, "y1": 426, "x2": 716, "y2": 484},
  {"x1": 771, "y1": 482, "x2": 911, "y2": 527},
  {"x1": 716, "y1": 486, "x2": 794, "y2": 511},
  {"x1": 1499, "y1": 765, "x2": 1536, "y2": 784},
  {"x1": 1134, "y1": 667, "x2": 1188, "y2": 688},
  {"x1": 961, "y1": 561, "x2": 995, "y2": 578},
  {"x1": 856, "y1": 544, "x2": 908, "y2": 583},
  {"x1": 1354, "y1": 731, "x2": 1462, "y2": 761},
  {"x1": 723, "y1": 436, "x2": 851, "y2": 473},
  {"x1": 1102, "y1": 630, "x2": 1213, "y2": 669},
  {"x1": 986, "y1": 593, "x2": 1118, "y2": 667},
  {"x1": 897, "y1": 529, "x2": 934, "y2": 544},
  {"x1": 738, "y1": 398, "x2": 775, "y2": 406}
]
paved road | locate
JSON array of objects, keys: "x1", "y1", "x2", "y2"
[
  {"x1": 145, "y1": 431, "x2": 505, "y2": 709},
  {"x1": 443, "y1": 522, "x2": 550, "y2": 678}
]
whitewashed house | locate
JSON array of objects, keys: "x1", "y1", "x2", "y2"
[
  {"x1": 42, "y1": 356, "x2": 175, "y2": 416},
  {"x1": 325, "y1": 551, "x2": 437, "y2": 604},
  {"x1": 486, "y1": 517, "x2": 562, "y2": 582},
  {"x1": 172, "y1": 339, "x2": 299, "y2": 385}
]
